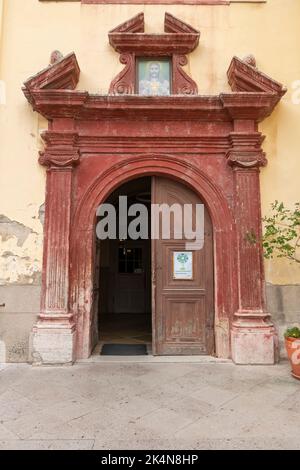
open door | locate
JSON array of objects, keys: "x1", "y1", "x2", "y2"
[{"x1": 152, "y1": 177, "x2": 214, "y2": 355}]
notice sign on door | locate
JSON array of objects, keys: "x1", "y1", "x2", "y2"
[{"x1": 173, "y1": 251, "x2": 193, "y2": 280}]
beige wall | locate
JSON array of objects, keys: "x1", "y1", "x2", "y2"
[{"x1": 0, "y1": 1, "x2": 299, "y2": 350}]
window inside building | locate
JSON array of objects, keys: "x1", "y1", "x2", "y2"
[{"x1": 118, "y1": 247, "x2": 143, "y2": 274}]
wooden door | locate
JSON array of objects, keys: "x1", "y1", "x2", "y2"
[{"x1": 152, "y1": 177, "x2": 214, "y2": 355}]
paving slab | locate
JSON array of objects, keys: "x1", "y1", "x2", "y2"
[{"x1": 0, "y1": 362, "x2": 299, "y2": 450}]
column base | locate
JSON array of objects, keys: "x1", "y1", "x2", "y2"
[
  {"x1": 231, "y1": 312, "x2": 278, "y2": 365},
  {"x1": 30, "y1": 316, "x2": 76, "y2": 365}
]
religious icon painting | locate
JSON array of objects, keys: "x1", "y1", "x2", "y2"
[{"x1": 137, "y1": 58, "x2": 171, "y2": 96}]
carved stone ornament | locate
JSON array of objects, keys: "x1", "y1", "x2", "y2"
[
  {"x1": 50, "y1": 50, "x2": 64, "y2": 65},
  {"x1": 23, "y1": 52, "x2": 80, "y2": 105},
  {"x1": 38, "y1": 150, "x2": 80, "y2": 169},
  {"x1": 227, "y1": 150, "x2": 267, "y2": 168},
  {"x1": 38, "y1": 131, "x2": 80, "y2": 168},
  {"x1": 227, "y1": 131, "x2": 267, "y2": 168},
  {"x1": 109, "y1": 12, "x2": 199, "y2": 96},
  {"x1": 227, "y1": 55, "x2": 287, "y2": 96}
]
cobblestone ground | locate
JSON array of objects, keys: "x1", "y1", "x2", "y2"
[{"x1": 0, "y1": 362, "x2": 299, "y2": 450}]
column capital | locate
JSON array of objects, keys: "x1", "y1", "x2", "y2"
[
  {"x1": 39, "y1": 130, "x2": 80, "y2": 169},
  {"x1": 227, "y1": 149, "x2": 267, "y2": 169},
  {"x1": 227, "y1": 131, "x2": 267, "y2": 168},
  {"x1": 39, "y1": 149, "x2": 80, "y2": 169}
]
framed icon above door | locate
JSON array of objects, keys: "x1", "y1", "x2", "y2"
[{"x1": 137, "y1": 58, "x2": 171, "y2": 96}]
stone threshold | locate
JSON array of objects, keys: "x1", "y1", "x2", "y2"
[{"x1": 77, "y1": 355, "x2": 232, "y2": 364}]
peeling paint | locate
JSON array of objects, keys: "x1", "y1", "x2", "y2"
[
  {"x1": 0, "y1": 214, "x2": 43, "y2": 285},
  {"x1": 0, "y1": 215, "x2": 37, "y2": 247},
  {"x1": 38, "y1": 204, "x2": 45, "y2": 226}
]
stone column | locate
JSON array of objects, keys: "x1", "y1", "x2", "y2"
[
  {"x1": 228, "y1": 129, "x2": 278, "y2": 364},
  {"x1": 31, "y1": 132, "x2": 80, "y2": 365}
]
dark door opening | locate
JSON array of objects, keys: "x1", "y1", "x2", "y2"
[
  {"x1": 93, "y1": 175, "x2": 214, "y2": 357},
  {"x1": 96, "y1": 177, "x2": 152, "y2": 353}
]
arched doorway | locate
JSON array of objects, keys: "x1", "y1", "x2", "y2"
[
  {"x1": 72, "y1": 156, "x2": 236, "y2": 361},
  {"x1": 91, "y1": 173, "x2": 215, "y2": 356},
  {"x1": 24, "y1": 22, "x2": 284, "y2": 366}
]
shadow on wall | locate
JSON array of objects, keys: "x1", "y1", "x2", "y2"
[{"x1": 266, "y1": 283, "x2": 300, "y2": 358}]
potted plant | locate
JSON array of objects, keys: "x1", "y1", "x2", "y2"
[{"x1": 284, "y1": 327, "x2": 300, "y2": 380}]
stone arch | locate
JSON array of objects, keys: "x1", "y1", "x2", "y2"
[{"x1": 70, "y1": 155, "x2": 237, "y2": 359}]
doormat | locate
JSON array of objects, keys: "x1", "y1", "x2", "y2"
[{"x1": 101, "y1": 344, "x2": 148, "y2": 356}]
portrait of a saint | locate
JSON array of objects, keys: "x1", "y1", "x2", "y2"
[{"x1": 138, "y1": 60, "x2": 171, "y2": 96}]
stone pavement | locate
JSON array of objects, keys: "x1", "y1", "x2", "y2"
[{"x1": 0, "y1": 361, "x2": 299, "y2": 450}]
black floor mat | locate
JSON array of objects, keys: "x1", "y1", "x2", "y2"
[{"x1": 101, "y1": 343, "x2": 148, "y2": 356}]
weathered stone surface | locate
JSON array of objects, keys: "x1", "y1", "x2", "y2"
[
  {"x1": 31, "y1": 329, "x2": 76, "y2": 365},
  {"x1": 231, "y1": 327, "x2": 276, "y2": 365},
  {"x1": 0, "y1": 285, "x2": 41, "y2": 362},
  {"x1": 0, "y1": 215, "x2": 43, "y2": 286},
  {"x1": 0, "y1": 313, "x2": 38, "y2": 363},
  {"x1": 0, "y1": 362, "x2": 299, "y2": 450},
  {"x1": 266, "y1": 283, "x2": 300, "y2": 357}
]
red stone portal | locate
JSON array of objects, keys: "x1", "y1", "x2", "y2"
[{"x1": 23, "y1": 13, "x2": 286, "y2": 365}]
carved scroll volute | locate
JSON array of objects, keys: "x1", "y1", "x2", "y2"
[
  {"x1": 172, "y1": 55, "x2": 198, "y2": 95},
  {"x1": 109, "y1": 53, "x2": 135, "y2": 95}
]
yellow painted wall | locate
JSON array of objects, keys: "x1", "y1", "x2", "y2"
[{"x1": 0, "y1": 0, "x2": 299, "y2": 285}]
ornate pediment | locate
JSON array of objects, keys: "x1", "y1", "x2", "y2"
[
  {"x1": 227, "y1": 55, "x2": 286, "y2": 97},
  {"x1": 23, "y1": 52, "x2": 80, "y2": 104},
  {"x1": 109, "y1": 12, "x2": 200, "y2": 55},
  {"x1": 23, "y1": 18, "x2": 286, "y2": 121},
  {"x1": 109, "y1": 13, "x2": 199, "y2": 96}
]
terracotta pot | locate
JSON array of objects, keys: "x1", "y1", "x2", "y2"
[{"x1": 285, "y1": 337, "x2": 300, "y2": 380}]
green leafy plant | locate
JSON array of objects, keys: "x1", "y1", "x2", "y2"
[
  {"x1": 262, "y1": 201, "x2": 300, "y2": 264},
  {"x1": 284, "y1": 327, "x2": 300, "y2": 339}
]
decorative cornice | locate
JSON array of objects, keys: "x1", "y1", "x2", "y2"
[
  {"x1": 227, "y1": 56, "x2": 287, "y2": 97},
  {"x1": 41, "y1": 130, "x2": 79, "y2": 147},
  {"x1": 109, "y1": 12, "x2": 144, "y2": 34},
  {"x1": 109, "y1": 12, "x2": 200, "y2": 55},
  {"x1": 220, "y1": 92, "x2": 282, "y2": 122},
  {"x1": 23, "y1": 52, "x2": 80, "y2": 99},
  {"x1": 22, "y1": 46, "x2": 285, "y2": 123},
  {"x1": 23, "y1": 90, "x2": 284, "y2": 123},
  {"x1": 228, "y1": 131, "x2": 265, "y2": 148},
  {"x1": 164, "y1": 12, "x2": 200, "y2": 35},
  {"x1": 46, "y1": 135, "x2": 231, "y2": 155}
]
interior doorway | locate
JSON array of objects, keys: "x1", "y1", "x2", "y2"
[{"x1": 96, "y1": 177, "x2": 152, "y2": 354}]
